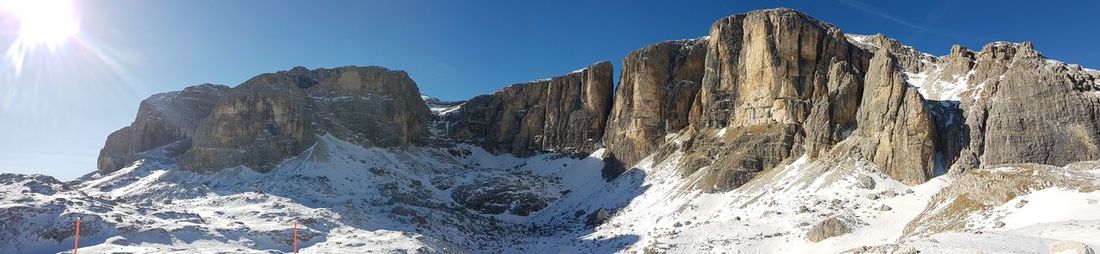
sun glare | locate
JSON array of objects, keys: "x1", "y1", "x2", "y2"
[
  {"x1": 4, "y1": 0, "x2": 79, "y2": 45},
  {"x1": 1, "y1": 0, "x2": 81, "y2": 75}
]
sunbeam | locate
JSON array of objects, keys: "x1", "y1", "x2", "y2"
[{"x1": 1, "y1": 0, "x2": 80, "y2": 74}]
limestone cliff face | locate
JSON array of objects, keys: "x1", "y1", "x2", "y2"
[
  {"x1": 953, "y1": 42, "x2": 1100, "y2": 171},
  {"x1": 100, "y1": 66, "x2": 431, "y2": 173},
  {"x1": 97, "y1": 84, "x2": 229, "y2": 174},
  {"x1": 848, "y1": 49, "x2": 936, "y2": 185},
  {"x1": 680, "y1": 8, "x2": 873, "y2": 192},
  {"x1": 182, "y1": 85, "x2": 313, "y2": 172},
  {"x1": 182, "y1": 66, "x2": 431, "y2": 172},
  {"x1": 447, "y1": 62, "x2": 614, "y2": 156},
  {"x1": 602, "y1": 38, "x2": 707, "y2": 169}
]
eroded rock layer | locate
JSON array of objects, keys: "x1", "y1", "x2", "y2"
[
  {"x1": 603, "y1": 38, "x2": 707, "y2": 169},
  {"x1": 97, "y1": 84, "x2": 230, "y2": 174},
  {"x1": 446, "y1": 61, "x2": 614, "y2": 156},
  {"x1": 101, "y1": 66, "x2": 431, "y2": 173},
  {"x1": 953, "y1": 42, "x2": 1100, "y2": 171},
  {"x1": 847, "y1": 48, "x2": 936, "y2": 185},
  {"x1": 678, "y1": 8, "x2": 878, "y2": 192}
]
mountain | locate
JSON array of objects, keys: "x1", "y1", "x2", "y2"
[{"x1": 4, "y1": 8, "x2": 1100, "y2": 253}]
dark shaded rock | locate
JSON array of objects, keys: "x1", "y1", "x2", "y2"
[
  {"x1": 181, "y1": 66, "x2": 430, "y2": 172},
  {"x1": 447, "y1": 61, "x2": 614, "y2": 156},
  {"x1": 97, "y1": 84, "x2": 229, "y2": 174},
  {"x1": 449, "y1": 175, "x2": 557, "y2": 216},
  {"x1": 585, "y1": 208, "x2": 612, "y2": 227}
]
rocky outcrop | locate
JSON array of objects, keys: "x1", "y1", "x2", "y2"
[
  {"x1": 100, "y1": 66, "x2": 431, "y2": 173},
  {"x1": 97, "y1": 84, "x2": 229, "y2": 174},
  {"x1": 847, "y1": 48, "x2": 936, "y2": 185},
  {"x1": 585, "y1": 208, "x2": 612, "y2": 227},
  {"x1": 806, "y1": 216, "x2": 853, "y2": 242},
  {"x1": 953, "y1": 42, "x2": 1100, "y2": 171},
  {"x1": 182, "y1": 85, "x2": 313, "y2": 171},
  {"x1": 182, "y1": 66, "x2": 431, "y2": 172},
  {"x1": 602, "y1": 38, "x2": 707, "y2": 169},
  {"x1": 846, "y1": 34, "x2": 936, "y2": 74},
  {"x1": 446, "y1": 61, "x2": 614, "y2": 156},
  {"x1": 678, "y1": 8, "x2": 872, "y2": 192}
]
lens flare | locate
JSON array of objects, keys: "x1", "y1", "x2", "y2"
[
  {"x1": 0, "y1": 0, "x2": 139, "y2": 120},
  {"x1": 7, "y1": 0, "x2": 79, "y2": 45},
  {"x1": 2, "y1": 0, "x2": 80, "y2": 74}
]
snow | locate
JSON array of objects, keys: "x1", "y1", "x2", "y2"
[
  {"x1": 845, "y1": 34, "x2": 873, "y2": 45},
  {"x1": 4, "y1": 133, "x2": 1100, "y2": 253},
  {"x1": 996, "y1": 188, "x2": 1100, "y2": 244},
  {"x1": 904, "y1": 68, "x2": 972, "y2": 101}
]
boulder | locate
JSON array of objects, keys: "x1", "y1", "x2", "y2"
[
  {"x1": 806, "y1": 216, "x2": 853, "y2": 242},
  {"x1": 585, "y1": 208, "x2": 612, "y2": 227}
]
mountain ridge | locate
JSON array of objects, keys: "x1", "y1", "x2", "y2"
[{"x1": 4, "y1": 8, "x2": 1100, "y2": 253}]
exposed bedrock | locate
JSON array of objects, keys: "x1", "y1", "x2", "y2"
[
  {"x1": 953, "y1": 42, "x2": 1100, "y2": 171},
  {"x1": 100, "y1": 66, "x2": 432, "y2": 173},
  {"x1": 446, "y1": 61, "x2": 614, "y2": 156},
  {"x1": 97, "y1": 84, "x2": 229, "y2": 174},
  {"x1": 602, "y1": 38, "x2": 707, "y2": 170},
  {"x1": 678, "y1": 8, "x2": 878, "y2": 192}
]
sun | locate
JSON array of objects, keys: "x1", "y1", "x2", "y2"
[{"x1": 3, "y1": 0, "x2": 80, "y2": 46}]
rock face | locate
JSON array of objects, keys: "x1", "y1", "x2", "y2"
[
  {"x1": 846, "y1": 34, "x2": 936, "y2": 74},
  {"x1": 602, "y1": 38, "x2": 707, "y2": 169},
  {"x1": 97, "y1": 84, "x2": 230, "y2": 174},
  {"x1": 100, "y1": 66, "x2": 431, "y2": 173},
  {"x1": 953, "y1": 42, "x2": 1100, "y2": 171},
  {"x1": 183, "y1": 66, "x2": 431, "y2": 172},
  {"x1": 447, "y1": 61, "x2": 614, "y2": 156},
  {"x1": 97, "y1": 8, "x2": 1100, "y2": 194},
  {"x1": 679, "y1": 8, "x2": 873, "y2": 192},
  {"x1": 847, "y1": 48, "x2": 936, "y2": 185}
]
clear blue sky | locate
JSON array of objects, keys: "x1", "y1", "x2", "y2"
[{"x1": 1, "y1": 0, "x2": 1098, "y2": 180}]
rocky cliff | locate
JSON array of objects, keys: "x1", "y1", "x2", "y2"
[
  {"x1": 99, "y1": 66, "x2": 431, "y2": 173},
  {"x1": 676, "y1": 8, "x2": 880, "y2": 192},
  {"x1": 602, "y1": 38, "x2": 707, "y2": 170},
  {"x1": 446, "y1": 61, "x2": 614, "y2": 156},
  {"x1": 952, "y1": 42, "x2": 1100, "y2": 171},
  {"x1": 856, "y1": 33, "x2": 1100, "y2": 173},
  {"x1": 97, "y1": 84, "x2": 229, "y2": 174},
  {"x1": 846, "y1": 48, "x2": 936, "y2": 185},
  {"x1": 98, "y1": 8, "x2": 1100, "y2": 192}
]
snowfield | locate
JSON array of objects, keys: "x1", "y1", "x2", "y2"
[{"x1": 2, "y1": 133, "x2": 1100, "y2": 253}]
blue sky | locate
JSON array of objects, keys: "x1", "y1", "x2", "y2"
[{"x1": 1, "y1": 0, "x2": 1098, "y2": 180}]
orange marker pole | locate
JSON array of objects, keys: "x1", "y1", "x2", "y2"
[
  {"x1": 73, "y1": 217, "x2": 80, "y2": 254},
  {"x1": 293, "y1": 220, "x2": 298, "y2": 254}
]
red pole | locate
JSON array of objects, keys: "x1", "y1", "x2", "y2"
[
  {"x1": 73, "y1": 217, "x2": 80, "y2": 254},
  {"x1": 293, "y1": 220, "x2": 298, "y2": 254}
]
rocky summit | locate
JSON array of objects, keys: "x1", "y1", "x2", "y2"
[{"x1": 4, "y1": 8, "x2": 1100, "y2": 254}]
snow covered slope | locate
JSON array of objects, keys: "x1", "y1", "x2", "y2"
[{"x1": 3, "y1": 133, "x2": 1099, "y2": 253}]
